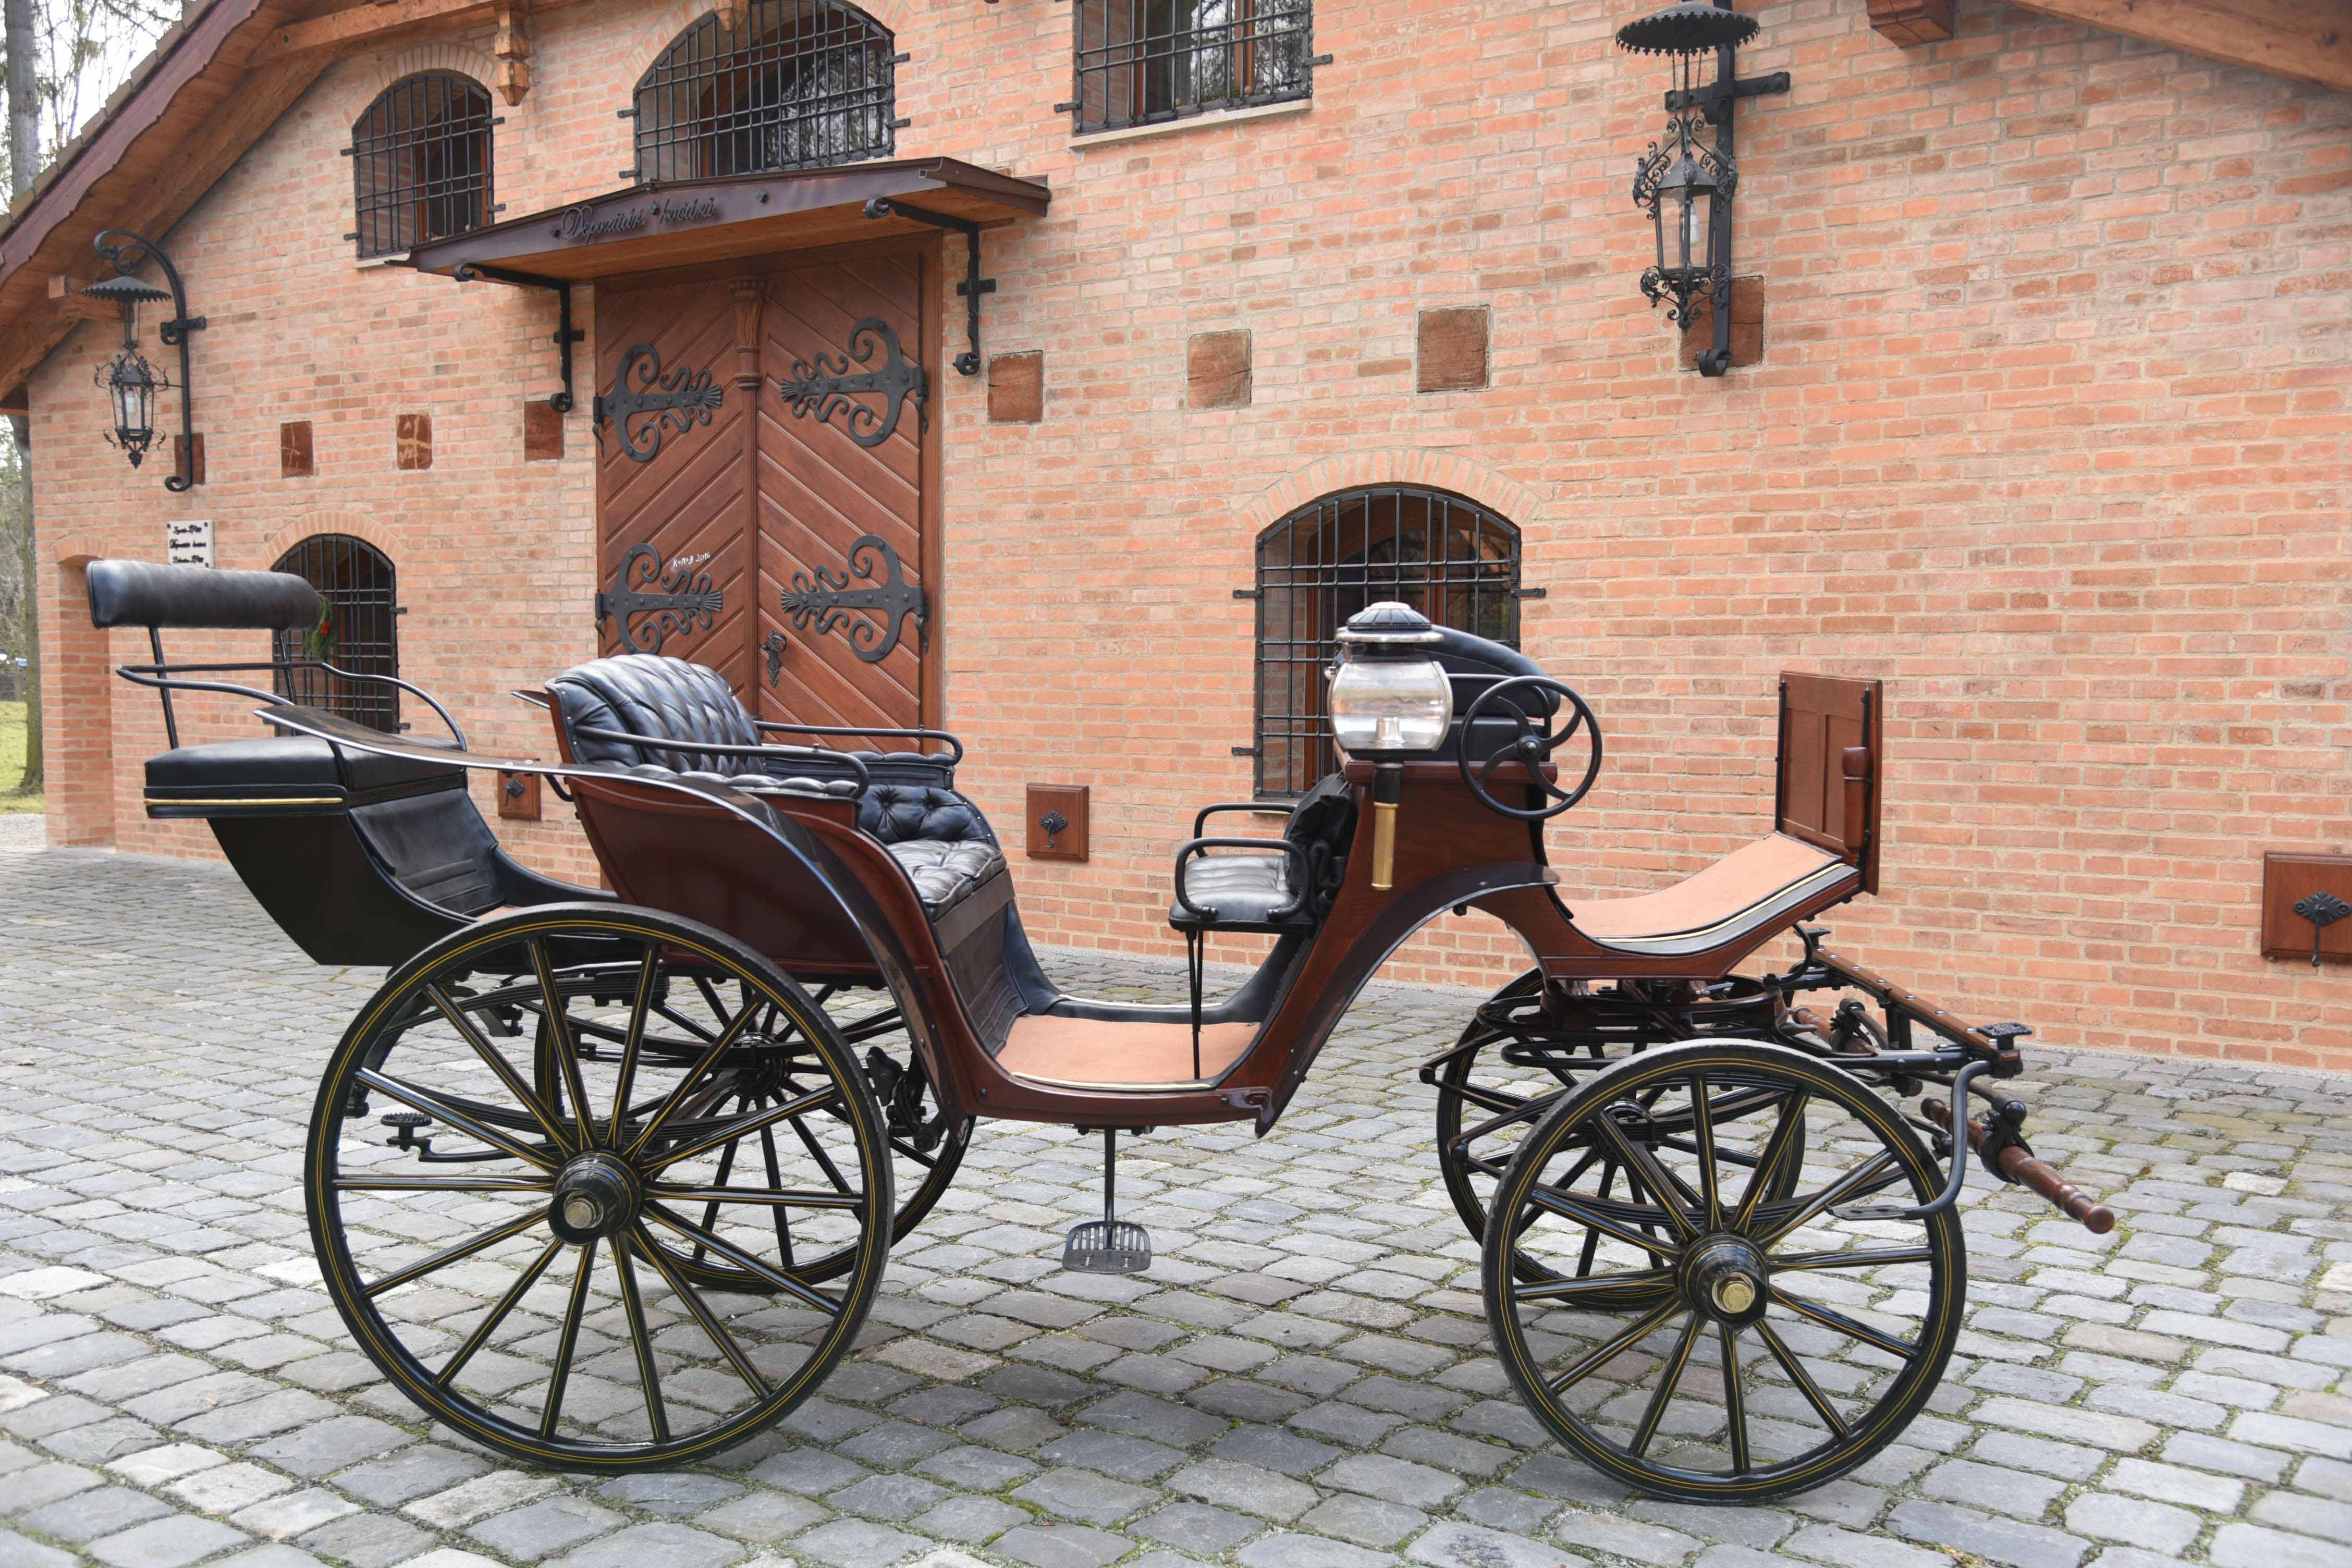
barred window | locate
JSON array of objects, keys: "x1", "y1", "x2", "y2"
[
  {"x1": 1073, "y1": 0, "x2": 1314, "y2": 136},
  {"x1": 349, "y1": 74, "x2": 494, "y2": 259},
  {"x1": 1253, "y1": 487, "x2": 1522, "y2": 798},
  {"x1": 633, "y1": 1, "x2": 897, "y2": 183},
  {"x1": 273, "y1": 535, "x2": 401, "y2": 734}
]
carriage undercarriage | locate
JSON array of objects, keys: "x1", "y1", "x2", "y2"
[{"x1": 87, "y1": 560, "x2": 2115, "y2": 1504}]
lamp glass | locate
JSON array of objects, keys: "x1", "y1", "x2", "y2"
[{"x1": 1330, "y1": 654, "x2": 1454, "y2": 756}]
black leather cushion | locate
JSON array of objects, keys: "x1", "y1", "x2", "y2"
[
  {"x1": 889, "y1": 840, "x2": 1005, "y2": 917},
  {"x1": 860, "y1": 781, "x2": 995, "y2": 847},
  {"x1": 1170, "y1": 772, "x2": 1358, "y2": 929},
  {"x1": 580, "y1": 760, "x2": 859, "y2": 801},
  {"x1": 1171, "y1": 852, "x2": 1294, "y2": 926},
  {"x1": 548, "y1": 655, "x2": 766, "y2": 775},
  {"x1": 87, "y1": 559, "x2": 321, "y2": 631},
  {"x1": 145, "y1": 737, "x2": 463, "y2": 799}
]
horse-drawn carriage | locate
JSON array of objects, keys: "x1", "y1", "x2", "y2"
[{"x1": 88, "y1": 558, "x2": 2111, "y2": 1504}]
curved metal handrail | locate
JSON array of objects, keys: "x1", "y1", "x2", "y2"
[
  {"x1": 116, "y1": 658, "x2": 468, "y2": 748},
  {"x1": 565, "y1": 722, "x2": 873, "y2": 797},
  {"x1": 751, "y1": 719, "x2": 964, "y2": 768}
]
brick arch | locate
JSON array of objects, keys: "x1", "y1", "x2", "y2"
[
  {"x1": 253, "y1": 512, "x2": 402, "y2": 573},
  {"x1": 47, "y1": 530, "x2": 109, "y2": 566},
  {"x1": 334, "y1": 43, "x2": 501, "y2": 127},
  {"x1": 1231, "y1": 450, "x2": 1549, "y2": 544}
]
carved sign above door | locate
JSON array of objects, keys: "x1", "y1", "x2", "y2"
[
  {"x1": 594, "y1": 343, "x2": 726, "y2": 462},
  {"x1": 773, "y1": 316, "x2": 927, "y2": 450}
]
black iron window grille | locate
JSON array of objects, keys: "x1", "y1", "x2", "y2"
[
  {"x1": 631, "y1": 1, "x2": 897, "y2": 183},
  {"x1": 1252, "y1": 487, "x2": 1522, "y2": 798},
  {"x1": 347, "y1": 74, "x2": 495, "y2": 259},
  {"x1": 272, "y1": 535, "x2": 402, "y2": 734},
  {"x1": 1072, "y1": 0, "x2": 1314, "y2": 136}
]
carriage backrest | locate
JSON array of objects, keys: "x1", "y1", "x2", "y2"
[
  {"x1": 1775, "y1": 672, "x2": 1881, "y2": 895},
  {"x1": 547, "y1": 654, "x2": 763, "y2": 775},
  {"x1": 1427, "y1": 624, "x2": 1564, "y2": 766},
  {"x1": 86, "y1": 559, "x2": 321, "y2": 632}
]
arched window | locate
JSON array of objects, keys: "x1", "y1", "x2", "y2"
[
  {"x1": 1074, "y1": 0, "x2": 1313, "y2": 136},
  {"x1": 632, "y1": 2, "x2": 897, "y2": 183},
  {"x1": 1252, "y1": 487, "x2": 1523, "y2": 797},
  {"x1": 272, "y1": 536, "x2": 401, "y2": 734},
  {"x1": 349, "y1": 73, "x2": 495, "y2": 259}
]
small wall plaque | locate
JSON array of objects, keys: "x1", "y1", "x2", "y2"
[
  {"x1": 2260, "y1": 852, "x2": 2352, "y2": 965},
  {"x1": 165, "y1": 519, "x2": 212, "y2": 568},
  {"x1": 1028, "y1": 783, "x2": 1089, "y2": 862},
  {"x1": 497, "y1": 768, "x2": 542, "y2": 822}
]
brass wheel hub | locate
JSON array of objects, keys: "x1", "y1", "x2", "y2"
[
  {"x1": 548, "y1": 1152, "x2": 640, "y2": 1245},
  {"x1": 1680, "y1": 1233, "x2": 1768, "y2": 1327}
]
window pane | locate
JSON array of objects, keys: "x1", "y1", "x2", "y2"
[
  {"x1": 351, "y1": 75, "x2": 493, "y2": 259},
  {"x1": 272, "y1": 536, "x2": 401, "y2": 734},
  {"x1": 1073, "y1": 0, "x2": 1314, "y2": 136},
  {"x1": 635, "y1": 1, "x2": 896, "y2": 182}
]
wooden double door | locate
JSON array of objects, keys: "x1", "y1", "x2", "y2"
[{"x1": 595, "y1": 243, "x2": 936, "y2": 740}]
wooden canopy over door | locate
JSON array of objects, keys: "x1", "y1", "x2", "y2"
[{"x1": 594, "y1": 240, "x2": 938, "y2": 742}]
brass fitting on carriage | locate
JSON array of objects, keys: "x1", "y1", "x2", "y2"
[{"x1": 1370, "y1": 763, "x2": 1403, "y2": 890}]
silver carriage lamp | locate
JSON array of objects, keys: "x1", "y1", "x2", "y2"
[{"x1": 1330, "y1": 601, "x2": 1454, "y2": 891}]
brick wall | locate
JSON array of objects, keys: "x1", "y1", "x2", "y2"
[{"x1": 33, "y1": 1, "x2": 2352, "y2": 1069}]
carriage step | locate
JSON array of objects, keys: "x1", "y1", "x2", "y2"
[{"x1": 1062, "y1": 1127, "x2": 1152, "y2": 1274}]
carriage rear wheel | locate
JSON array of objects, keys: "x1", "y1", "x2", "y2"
[
  {"x1": 308, "y1": 904, "x2": 892, "y2": 1471},
  {"x1": 1481, "y1": 1040, "x2": 1962, "y2": 1503},
  {"x1": 1434, "y1": 972, "x2": 1806, "y2": 1284}
]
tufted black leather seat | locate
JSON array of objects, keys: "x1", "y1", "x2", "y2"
[
  {"x1": 1169, "y1": 774, "x2": 1358, "y2": 934},
  {"x1": 548, "y1": 654, "x2": 1003, "y2": 920}
]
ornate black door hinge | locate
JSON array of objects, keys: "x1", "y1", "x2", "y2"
[
  {"x1": 775, "y1": 317, "x2": 927, "y2": 449},
  {"x1": 778, "y1": 534, "x2": 926, "y2": 665},
  {"x1": 595, "y1": 544, "x2": 722, "y2": 655},
  {"x1": 2294, "y1": 889, "x2": 2349, "y2": 969},
  {"x1": 594, "y1": 344, "x2": 725, "y2": 462}
]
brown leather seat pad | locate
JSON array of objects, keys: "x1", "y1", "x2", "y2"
[
  {"x1": 997, "y1": 1013, "x2": 1257, "y2": 1088},
  {"x1": 1565, "y1": 833, "x2": 1841, "y2": 941}
]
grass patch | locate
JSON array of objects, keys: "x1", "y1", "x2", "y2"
[{"x1": 0, "y1": 700, "x2": 42, "y2": 813}]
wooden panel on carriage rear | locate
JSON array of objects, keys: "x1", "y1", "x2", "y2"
[
  {"x1": 595, "y1": 278, "x2": 756, "y2": 693},
  {"x1": 755, "y1": 250, "x2": 929, "y2": 750},
  {"x1": 1776, "y1": 672, "x2": 1880, "y2": 881}
]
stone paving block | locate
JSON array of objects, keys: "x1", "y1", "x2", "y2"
[
  {"x1": 227, "y1": 1487, "x2": 360, "y2": 1541},
  {"x1": 912, "y1": 1443, "x2": 1038, "y2": 1491},
  {"x1": 247, "y1": 1414, "x2": 406, "y2": 1478},
  {"x1": 1010, "y1": 1464, "x2": 1158, "y2": 1525},
  {"x1": 1890, "y1": 1499, "x2": 2089, "y2": 1568},
  {"x1": 17, "y1": 1482, "x2": 174, "y2": 1542},
  {"x1": 86, "y1": 1514, "x2": 250, "y2": 1568},
  {"x1": 909, "y1": 1493, "x2": 1025, "y2": 1543},
  {"x1": 539, "y1": 1522, "x2": 747, "y2": 1568},
  {"x1": 791, "y1": 1517, "x2": 929, "y2": 1567},
  {"x1": 292, "y1": 1512, "x2": 437, "y2": 1568},
  {"x1": 2208, "y1": 1521, "x2": 2352, "y2": 1568},
  {"x1": 988, "y1": 1520, "x2": 1136, "y2": 1568},
  {"x1": 1168, "y1": 1456, "x2": 1319, "y2": 1520},
  {"x1": 1407, "y1": 1519, "x2": 1578, "y2": 1567},
  {"x1": 469, "y1": 1494, "x2": 630, "y2": 1561},
  {"x1": 1302, "y1": 1491, "x2": 1427, "y2": 1547}
]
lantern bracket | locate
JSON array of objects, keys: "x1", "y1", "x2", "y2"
[
  {"x1": 92, "y1": 229, "x2": 205, "y2": 492},
  {"x1": 863, "y1": 196, "x2": 991, "y2": 376},
  {"x1": 1665, "y1": 69, "x2": 1788, "y2": 121},
  {"x1": 450, "y1": 263, "x2": 582, "y2": 414}
]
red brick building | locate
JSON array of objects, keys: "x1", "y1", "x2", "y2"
[{"x1": 7, "y1": 0, "x2": 2349, "y2": 1068}]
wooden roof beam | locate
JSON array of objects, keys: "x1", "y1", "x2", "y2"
[
  {"x1": 1871, "y1": 0, "x2": 2352, "y2": 95},
  {"x1": 255, "y1": 0, "x2": 587, "y2": 64}
]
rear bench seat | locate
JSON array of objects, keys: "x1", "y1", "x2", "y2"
[{"x1": 144, "y1": 734, "x2": 466, "y2": 817}]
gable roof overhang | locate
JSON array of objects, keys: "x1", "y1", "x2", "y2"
[{"x1": 404, "y1": 158, "x2": 1050, "y2": 283}]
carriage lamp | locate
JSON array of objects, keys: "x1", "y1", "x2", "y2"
[
  {"x1": 1331, "y1": 602, "x2": 1454, "y2": 892},
  {"x1": 84, "y1": 229, "x2": 206, "y2": 492},
  {"x1": 1616, "y1": 1, "x2": 1788, "y2": 378}
]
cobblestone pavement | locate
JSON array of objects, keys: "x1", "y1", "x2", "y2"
[{"x1": 4, "y1": 834, "x2": 2351, "y2": 1568}]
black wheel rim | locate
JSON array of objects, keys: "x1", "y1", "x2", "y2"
[
  {"x1": 306, "y1": 907, "x2": 893, "y2": 1471},
  {"x1": 1481, "y1": 1041, "x2": 1963, "y2": 1503}
]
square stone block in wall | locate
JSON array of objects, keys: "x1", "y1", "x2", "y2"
[
  {"x1": 1417, "y1": 306, "x2": 1489, "y2": 393},
  {"x1": 397, "y1": 412, "x2": 432, "y2": 471},
  {"x1": 523, "y1": 399, "x2": 565, "y2": 461},
  {"x1": 280, "y1": 421, "x2": 313, "y2": 479},
  {"x1": 1188, "y1": 329, "x2": 1252, "y2": 409},
  {"x1": 988, "y1": 351, "x2": 1044, "y2": 423}
]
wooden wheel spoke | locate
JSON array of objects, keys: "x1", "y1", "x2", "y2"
[
  {"x1": 643, "y1": 1085, "x2": 843, "y2": 1174},
  {"x1": 642, "y1": 1204, "x2": 843, "y2": 1319},
  {"x1": 426, "y1": 984, "x2": 575, "y2": 1155},
  {"x1": 334, "y1": 1174, "x2": 551, "y2": 1193},
  {"x1": 1754, "y1": 1149, "x2": 1901, "y2": 1249},
  {"x1": 1730, "y1": 1091, "x2": 1808, "y2": 1232},
  {"x1": 609, "y1": 1234, "x2": 671, "y2": 1444},
  {"x1": 436, "y1": 1235, "x2": 562, "y2": 1388},
  {"x1": 1588, "y1": 1110, "x2": 1700, "y2": 1243},
  {"x1": 1720, "y1": 1323, "x2": 1750, "y2": 1474},
  {"x1": 1511, "y1": 1266, "x2": 1675, "y2": 1305},
  {"x1": 758, "y1": 1122, "x2": 796, "y2": 1270},
  {"x1": 1689, "y1": 1073, "x2": 1724, "y2": 1232},
  {"x1": 693, "y1": 1096, "x2": 748, "y2": 1263},
  {"x1": 632, "y1": 1224, "x2": 770, "y2": 1400},
  {"x1": 1631, "y1": 1312, "x2": 1702, "y2": 1457},
  {"x1": 621, "y1": 1003, "x2": 763, "y2": 1159},
  {"x1": 528, "y1": 939, "x2": 599, "y2": 1149},
  {"x1": 363, "y1": 1209, "x2": 544, "y2": 1297},
  {"x1": 1578, "y1": 1160, "x2": 1615, "y2": 1277},
  {"x1": 605, "y1": 946, "x2": 662, "y2": 1146},
  {"x1": 356, "y1": 1069, "x2": 558, "y2": 1170},
  {"x1": 1770, "y1": 1246, "x2": 1934, "y2": 1273},
  {"x1": 1755, "y1": 1317, "x2": 1848, "y2": 1437},
  {"x1": 1546, "y1": 1299, "x2": 1684, "y2": 1394},
  {"x1": 538, "y1": 1239, "x2": 598, "y2": 1439},
  {"x1": 1525, "y1": 1178, "x2": 1682, "y2": 1262},
  {"x1": 788, "y1": 1107, "x2": 855, "y2": 1194},
  {"x1": 1771, "y1": 1287, "x2": 1918, "y2": 1361},
  {"x1": 647, "y1": 1183, "x2": 862, "y2": 1210}
]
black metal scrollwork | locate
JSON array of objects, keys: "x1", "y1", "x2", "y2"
[
  {"x1": 594, "y1": 344, "x2": 725, "y2": 462},
  {"x1": 2294, "y1": 889, "x2": 2350, "y2": 969},
  {"x1": 595, "y1": 544, "x2": 723, "y2": 655},
  {"x1": 778, "y1": 534, "x2": 926, "y2": 665},
  {"x1": 774, "y1": 317, "x2": 927, "y2": 450}
]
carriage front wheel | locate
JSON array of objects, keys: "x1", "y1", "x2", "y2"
[
  {"x1": 1481, "y1": 1040, "x2": 1963, "y2": 1503},
  {"x1": 305, "y1": 904, "x2": 892, "y2": 1471}
]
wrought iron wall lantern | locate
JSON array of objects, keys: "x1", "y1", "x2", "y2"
[
  {"x1": 1616, "y1": 1, "x2": 1787, "y2": 377},
  {"x1": 86, "y1": 230, "x2": 206, "y2": 490}
]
